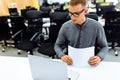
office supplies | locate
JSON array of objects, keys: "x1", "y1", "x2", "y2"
[{"x1": 28, "y1": 55, "x2": 68, "y2": 80}]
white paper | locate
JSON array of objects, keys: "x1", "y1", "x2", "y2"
[{"x1": 68, "y1": 46, "x2": 94, "y2": 68}]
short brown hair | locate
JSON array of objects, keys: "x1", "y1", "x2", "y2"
[{"x1": 69, "y1": 0, "x2": 88, "y2": 6}]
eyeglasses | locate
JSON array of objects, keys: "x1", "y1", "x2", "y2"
[{"x1": 69, "y1": 9, "x2": 85, "y2": 18}]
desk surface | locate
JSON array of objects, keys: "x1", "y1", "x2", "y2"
[
  {"x1": 68, "y1": 61, "x2": 120, "y2": 80},
  {"x1": 0, "y1": 56, "x2": 33, "y2": 80},
  {"x1": 0, "y1": 56, "x2": 120, "y2": 80}
]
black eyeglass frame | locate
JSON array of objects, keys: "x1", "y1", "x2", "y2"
[{"x1": 69, "y1": 9, "x2": 85, "y2": 18}]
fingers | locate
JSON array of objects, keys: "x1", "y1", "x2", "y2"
[
  {"x1": 61, "y1": 55, "x2": 73, "y2": 65},
  {"x1": 88, "y1": 56, "x2": 101, "y2": 66},
  {"x1": 61, "y1": 55, "x2": 101, "y2": 66}
]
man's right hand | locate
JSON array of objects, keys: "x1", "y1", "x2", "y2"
[{"x1": 60, "y1": 55, "x2": 73, "y2": 65}]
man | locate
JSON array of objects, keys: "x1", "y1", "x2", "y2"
[{"x1": 54, "y1": 0, "x2": 108, "y2": 66}]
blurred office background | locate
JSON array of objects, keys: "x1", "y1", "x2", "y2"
[{"x1": 0, "y1": 0, "x2": 120, "y2": 62}]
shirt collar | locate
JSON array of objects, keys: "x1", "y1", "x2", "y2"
[{"x1": 74, "y1": 18, "x2": 88, "y2": 30}]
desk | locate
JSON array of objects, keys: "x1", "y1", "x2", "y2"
[
  {"x1": 0, "y1": 56, "x2": 33, "y2": 80},
  {"x1": 68, "y1": 61, "x2": 120, "y2": 80},
  {"x1": 1, "y1": 56, "x2": 120, "y2": 80}
]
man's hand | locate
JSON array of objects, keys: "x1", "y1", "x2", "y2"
[
  {"x1": 61, "y1": 55, "x2": 73, "y2": 65},
  {"x1": 88, "y1": 56, "x2": 102, "y2": 66}
]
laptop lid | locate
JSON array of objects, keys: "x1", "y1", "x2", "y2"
[{"x1": 28, "y1": 55, "x2": 68, "y2": 80}]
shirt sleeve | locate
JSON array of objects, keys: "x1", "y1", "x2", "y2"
[
  {"x1": 96, "y1": 24, "x2": 108, "y2": 60},
  {"x1": 54, "y1": 25, "x2": 67, "y2": 58}
]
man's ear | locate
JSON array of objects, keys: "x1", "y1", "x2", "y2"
[{"x1": 84, "y1": 9, "x2": 88, "y2": 15}]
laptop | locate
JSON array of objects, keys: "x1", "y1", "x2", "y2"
[{"x1": 28, "y1": 55, "x2": 69, "y2": 80}]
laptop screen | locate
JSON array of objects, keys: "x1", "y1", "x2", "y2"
[{"x1": 28, "y1": 55, "x2": 68, "y2": 80}]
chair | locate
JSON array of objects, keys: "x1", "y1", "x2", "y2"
[
  {"x1": 96, "y1": 3, "x2": 115, "y2": 17},
  {"x1": 11, "y1": 10, "x2": 43, "y2": 55},
  {"x1": 0, "y1": 16, "x2": 11, "y2": 52},
  {"x1": 21, "y1": 7, "x2": 37, "y2": 19},
  {"x1": 37, "y1": 12, "x2": 69, "y2": 58},
  {"x1": 85, "y1": 13, "x2": 98, "y2": 21},
  {"x1": 9, "y1": 16, "x2": 26, "y2": 35},
  {"x1": 104, "y1": 11, "x2": 120, "y2": 56},
  {"x1": 8, "y1": 8, "x2": 19, "y2": 16},
  {"x1": 13, "y1": 30, "x2": 43, "y2": 55},
  {"x1": 26, "y1": 10, "x2": 43, "y2": 33},
  {"x1": 39, "y1": 6, "x2": 51, "y2": 35},
  {"x1": 8, "y1": 16, "x2": 27, "y2": 53},
  {"x1": 40, "y1": 6, "x2": 51, "y2": 18},
  {"x1": 21, "y1": 9, "x2": 27, "y2": 19}
]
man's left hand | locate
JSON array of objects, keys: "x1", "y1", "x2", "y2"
[{"x1": 88, "y1": 56, "x2": 102, "y2": 66}]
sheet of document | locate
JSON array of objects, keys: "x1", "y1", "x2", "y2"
[{"x1": 68, "y1": 46, "x2": 94, "y2": 68}]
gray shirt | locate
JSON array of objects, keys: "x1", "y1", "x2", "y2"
[{"x1": 54, "y1": 18, "x2": 108, "y2": 60}]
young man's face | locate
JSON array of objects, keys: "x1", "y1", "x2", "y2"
[{"x1": 68, "y1": 4, "x2": 87, "y2": 25}]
